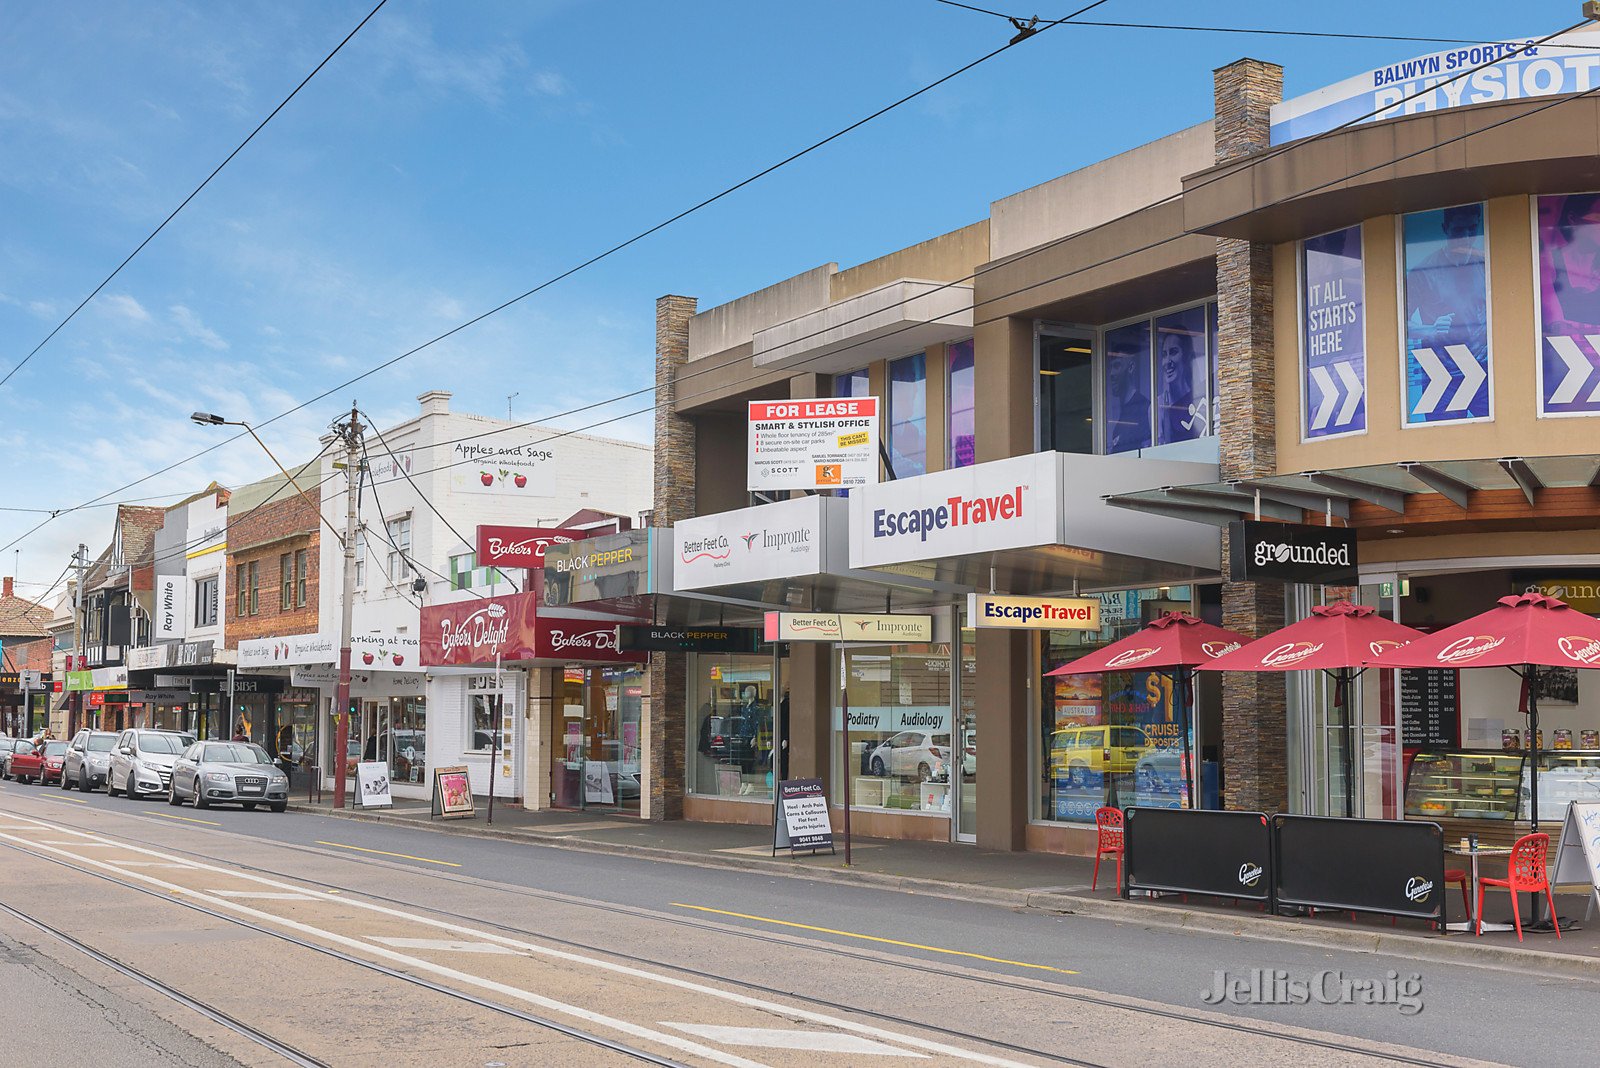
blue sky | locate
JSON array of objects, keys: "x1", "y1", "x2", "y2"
[{"x1": 0, "y1": 0, "x2": 1575, "y2": 596}]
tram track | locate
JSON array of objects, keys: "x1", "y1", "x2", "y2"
[{"x1": 0, "y1": 803, "x2": 1478, "y2": 1068}]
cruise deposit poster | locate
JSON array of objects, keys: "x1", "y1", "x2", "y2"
[{"x1": 1052, "y1": 671, "x2": 1184, "y2": 821}]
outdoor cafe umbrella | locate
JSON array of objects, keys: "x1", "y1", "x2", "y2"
[
  {"x1": 1201, "y1": 602, "x2": 1425, "y2": 818},
  {"x1": 1045, "y1": 611, "x2": 1248, "y2": 810},
  {"x1": 1368, "y1": 592, "x2": 1600, "y2": 836}
]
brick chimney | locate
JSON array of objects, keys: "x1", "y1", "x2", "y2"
[
  {"x1": 2, "y1": 576, "x2": 11, "y2": 598},
  {"x1": 418, "y1": 390, "x2": 451, "y2": 417}
]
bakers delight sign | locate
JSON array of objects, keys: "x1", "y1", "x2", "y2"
[
  {"x1": 475, "y1": 525, "x2": 586, "y2": 568},
  {"x1": 421, "y1": 592, "x2": 644, "y2": 666}
]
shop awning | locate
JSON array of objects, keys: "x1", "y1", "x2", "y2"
[
  {"x1": 750, "y1": 277, "x2": 973, "y2": 374},
  {"x1": 1102, "y1": 454, "x2": 1600, "y2": 525}
]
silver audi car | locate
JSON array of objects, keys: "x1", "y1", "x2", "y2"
[{"x1": 169, "y1": 741, "x2": 290, "y2": 812}]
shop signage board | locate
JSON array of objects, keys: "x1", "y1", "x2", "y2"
[
  {"x1": 18, "y1": 670, "x2": 43, "y2": 689},
  {"x1": 431, "y1": 765, "x2": 476, "y2": 820},
  {"x1": 238, "y1": 632, "x2": 413, "y2": 671},
  {"x1": 350, "y1": 633, "x2": 419, "y2": 671},
  {"x1": 1300, "y1": 226, "x2": 1367, "y2": 439},
  {"x1": 190, "y1": 676, "x2": 284, "y2": 695},
  {"x1": 773, "y1": 778, "x2": 835, "y2": 855},
  {"x1": 747, "y1": 398, "x2": 879, "y2": 492},
  {"x1": 90, "y1": 665, "x2": 128, "y2": 690},
  {"x1": 1552, "y1": 801, "x2": 1600, "y2": 912},
  {"x1": 763, "y1": 612, "x2": 933, "y2": 644},
  {"x1": 64, "y1": 670, "x2": 93, "y2": 692},
  {"x1": 1400, "y1": 668, "x2": 1460, "y2": 747},
  {"x1": 1227, "y1": 521, "x2": 1358, "y2": 584},
  {"x1": 968, "y1": 593, "x2": 1100, "y2": 631},
  {"x1": 673, "y1": 495, "x2": 834, "y2": 591},
  {"x1": 355, "y1": 761, "x2": 393, "y2": 809},
  {"x1": 618, "y1": 626, "x2": 763, "y2": 653},
  {"x1": 238, "y1": 633, "x2": 337, "y2": 669},
  {"x1": 154, "y1": 576, "x2": 185, "y2": 640},
  {"x1": 441, "y1": 434, "x2": 556, "y2": 497},
  {"x1": 475, "y1": 525, "x2": 586, "y2": 568},
  {"x1": 1269, "y1": 32, "x2": 1600, "y2": 144},
  {"x1": 126, "y1": 645, "x2": 171, "y2": 671},
  {"x1": 541, "y1": 529, "x2": 653, "y2": 607},
  {"x1": 420, "y1": 592, "x2": 646, "y2": 666},
  {"x1": 850, "y1": 452, "x2": 1061, "y2": 569},
  {"x1": 175, "y1": 640, "x2": 215, "y2": 667},
  {"x1": 128, "y1": 689, "x2": 190, "y2": 704},
  {"x1": 1400, "y1": 204, "x2": 1492, "y2": 426}
]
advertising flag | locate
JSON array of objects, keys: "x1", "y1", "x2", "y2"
[
  {"x1": 1536, "y1": 193, "x2": 1600, "y2": 417},
  {"x1": 1300, "y1": 226, "x2": 1366, "y2": 438},
  {"x1": 1401, "y1": 205, "x2": 1491, "y2": 425}
]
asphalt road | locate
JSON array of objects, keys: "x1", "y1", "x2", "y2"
[{"x1": 0, "y1": 776, "x2": 1591, "y2": 1067}]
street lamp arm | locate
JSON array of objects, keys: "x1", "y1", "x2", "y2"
[{"x1": 190, "y1": 413, "x2": 344, "y2": 549}]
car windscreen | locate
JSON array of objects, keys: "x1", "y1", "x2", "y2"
[
  {"x1": 87, "y1": 735, "x2": 117, "y2": 752},
  {"x1": 138, "y1": 734, "x2": 189, "y2": 754},
  {"x1": 202, "y1": 743, "x2": 272, "y2": 764},
  {"x1": 44, "y1": 742, "x2": 69, "y2": 756}
]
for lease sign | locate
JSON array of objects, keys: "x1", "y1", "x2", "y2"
[
  {"x1": 748, "y1": 398, "x2": 879, "y2": 492},
  {"x1": 968, "y1": 594, "x2": 1101, "y2": 631}
]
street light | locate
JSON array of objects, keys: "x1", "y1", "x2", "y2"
[{"x1": 192, "y1": 406, "x2": 365, "y2": 809}]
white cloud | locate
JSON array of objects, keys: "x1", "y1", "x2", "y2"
[
  {"x1": 169, "y1": 304, "x2": 228, "y2": 350},
  {"x1": 530, "y1": 70, "x2": 571, "y2": 97},
  {"x1": 102, "y1": 293, "x2": 152, "y2": 323}
]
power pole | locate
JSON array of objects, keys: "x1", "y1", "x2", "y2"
[
  {"x1": 68, "y1": 544, "x2": 87, "y2": 737},
  {"x1": 332, "y1": 405, "x2": 364, "y2": 811}
]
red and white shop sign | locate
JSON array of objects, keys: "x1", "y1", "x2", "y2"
[
  {"x1": 420, "y1": 592, "x2": 644, "y2": 666},
  {"x1": 474, "y1": 526, "x2": 587, "y2": 568},
  {"x1": 748, "y1": 397, "x2": 879, "y2": 493}
]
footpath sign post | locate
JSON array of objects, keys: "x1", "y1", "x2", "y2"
[
  {"x1": 355, "y1": 761, "x2": 393, "y2": 809},
  {"x1": 1552, "y1": 801, "x2": 1600, "y2": 919},
  {"x1": 773, "y1": 779, "x2": 835, "y2": 857}
]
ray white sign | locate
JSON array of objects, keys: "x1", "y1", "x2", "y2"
[{"x1": 154, "y1": 576, "x2": 185, "y2": 641}]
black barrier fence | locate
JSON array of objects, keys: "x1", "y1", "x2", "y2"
[
  {"x1": 1123, "y1": 808, "x2": 1273, "y2": 902},
  {"x1": 1272, "y1": 815, "x2": 1446, "y2": 922}
]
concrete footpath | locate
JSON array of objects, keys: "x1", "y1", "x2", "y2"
[{"x1": 290, "y1": 796, "x2": 1600, "y2": 976}]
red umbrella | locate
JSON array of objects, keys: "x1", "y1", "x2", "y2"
[
  {"x1": 1200, "y1": 602, "x2": 1427, "y2": 817},
  {"x1": 1369, "y1": 592, "x2": 1600, "y2": 834},
  {"x1": 1046, "y1": 612, "x2": 1249, "y2": 810}
]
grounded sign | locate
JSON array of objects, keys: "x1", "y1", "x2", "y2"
[
  {"x1": 764, "y1": 612, "x2": 933, "y2": 643},
  {"x1": 968, "y1": 593, "x2": 1099, "y2": 631},
  {"x1": 747, "y1": 398, "x2": 879, "y2": 492},
  {"x1": 1227, "y1": 521, "x2": 1358, "y2": 585}
]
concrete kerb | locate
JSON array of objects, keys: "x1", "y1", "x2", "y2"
[{"x1": 291, "y1": 804, "x2": 1600, "y2": 979}]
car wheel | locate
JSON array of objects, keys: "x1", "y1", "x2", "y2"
[
  {"x1": 167, "y1": 784, "x2": 182, "y2": 806},
  {"x1": 869, "y1": 756, "x2": 886, "y2": 777},
  {"x1": 78, "y1": 770, "x2": 91, "y2": 793},
  {"x1": 193, "y1": 784, "x2": 208, "y2": 809},
  {"x1": 107, "y1": 773, "x2": 120, "y2": 797},
  {"x1": 269, "y1": 801, "x2": 287, "y2": 813}
]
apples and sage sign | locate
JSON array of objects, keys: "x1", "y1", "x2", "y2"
[{"x1": 1228, "y1": 521, "x2": 1359, "y2": 584}]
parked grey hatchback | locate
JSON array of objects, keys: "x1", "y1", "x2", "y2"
[
  {"x1": 62, "y1": 729, "x2": 118, "y2": 792},
  {"x1": 169, "y1": 741, "x2": 290, "y2": 812}
]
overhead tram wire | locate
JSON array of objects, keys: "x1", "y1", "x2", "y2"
[
  {"x1": 7, "y1": 11, "x2": 1586, "y2": 550},
  {"x1": 356, "y1": 63, "x2": 1600, "y2": 501},
  {"x1": 355, "y1": 438, "x2": 481, "y2": 603},
  {"x1": 351, "y1": 452, "x2": 424, "y2": 611},
  {"x1": 0, "y1": 0, "x2": 391, "y2": 393},
  {"x1": 0, "y1": 2, "x2": 1114, "y2": 553}
]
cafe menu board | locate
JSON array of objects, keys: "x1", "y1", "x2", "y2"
[{"x1": 1400, "y1": 668, "x2": 1460, "y2": 748}]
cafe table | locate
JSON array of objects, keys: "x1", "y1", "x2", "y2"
[{"x1": 1445, "y1": 843, "x2": 1515, "y2": 934}]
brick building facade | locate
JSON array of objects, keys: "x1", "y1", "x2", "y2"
[{"x1": 224, "y1": 490, "x2": 320, "y2": 648}]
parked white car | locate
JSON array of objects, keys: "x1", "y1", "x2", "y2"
[
  {"x1": 107, "y1": 728, "x2": 195, "y2": 799},
  {"x1": 865, "y1": 730, "x2": 950, "y2": 782}
]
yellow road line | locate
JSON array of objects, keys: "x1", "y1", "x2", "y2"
[
  {"x1": 44, "y1": 795, "x2": 89, "y2": 804},
  {"x1": 159, "y1": 813, "x2": 221, "y2": 827},
  {"x1": 315, "y1": 841, "x2": 461, "y2": 868},
  {"x1": 672, "y1": 903, "x2": 1079, "y2": 974}
]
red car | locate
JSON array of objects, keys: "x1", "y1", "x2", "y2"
[{"x1": 6, "y1": 740, "x2": 67, "y2": 785}]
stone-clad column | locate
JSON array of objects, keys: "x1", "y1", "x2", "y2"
[
  {"x1": 648, "y1": 294, "x2": 697, "y2": 821},
  {"x1": 1214, "y1": 59, "x2": 1289, "y2": 813}
]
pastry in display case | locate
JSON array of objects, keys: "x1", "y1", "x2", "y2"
[{"x1": 1404, "y1": 749, "x2": 1525, "y2": 820}]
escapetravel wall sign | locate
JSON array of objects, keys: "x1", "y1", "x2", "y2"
[
  {"x1": 1227, "y1": 521, "x2": 1358, "y2": 585},
  {"x1": 968, "y1": 593, "x2": 1100, "y2": 631}
]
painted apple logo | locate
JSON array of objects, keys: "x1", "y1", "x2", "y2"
[
  {"x1": 392, "y1": 654, "x2": 404, "y2": 666},
  {"x1": 513, "y1": 474, "x2": 527, "y2": 489},
  {"x1": 362, "y1": 652, "x2": 375, "y2": 665},
  {"x1": 480, "y1": 472, "x2": 494, "y2": 487}
]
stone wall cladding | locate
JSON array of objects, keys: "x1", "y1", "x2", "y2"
[
  {"x1": 650, "y1": 294, "x2": 697, "y2": 821},
  {"x1": 223, "y1": 495, "x2": 320, "y2": 648},
  {"x1": 1215, "y1": 58, "x2": 1290, "y2": 813}
]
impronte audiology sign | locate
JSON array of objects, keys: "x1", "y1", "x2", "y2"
[{"x1": 748, "y1": 398, "x2": 879, "y2": 492}]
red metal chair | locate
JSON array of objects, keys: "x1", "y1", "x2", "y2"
[
  {"x1": 1444, "y1": 868, "x2": 1471, "y2": 920},
  {"x1": 1477, "y1": 833, "x2": 1560, "y2": 941},
  {"x1": 1092, "y1": 806, "x2": 1124, "y2": 891}
]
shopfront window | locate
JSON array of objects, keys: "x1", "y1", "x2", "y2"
[
  {"x1": 887, "y1": 352, "x2": 927, "y2": 477},
  {"x1": 947, "y1": 339, "x2": 975, "y2": 468},
  {"x1": 1154, "y1": 307, "x2": 1210, "y2": 444},
  {"x1": 390, "y1": 696, "x2": 426, "y2": 784},
  {"x1": 1104, "y1": 321, "x2": 1152, "y2": 453},
  {"x1": 1038, "y1": 331, "x2": 1094, "y2": 454},
  {"x1": 467, "y1": 684, "x2": 503, "y2": 752},
  {"x1": 833, "y1": 644, "x2": 952, "y2": 814},
  {"x1": 834, "y1": 368, "x2": 871, "y2": 495},
  {"x1": 689, "y1": 654, "x2": 779, "y2": 801}
]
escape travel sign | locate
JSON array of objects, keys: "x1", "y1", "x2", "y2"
[{"x1": 747, "y1": 398, "x2": 879, "y2": 492}]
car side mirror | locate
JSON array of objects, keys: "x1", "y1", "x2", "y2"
[{"x1": 120, "y1": 746, "x2": 132, "y2": 755}]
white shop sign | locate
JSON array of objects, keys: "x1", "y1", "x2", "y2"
[
  {"x1": 674, "y1": 496, "x2": 832, "y2": 590},
  {"x1": 154, "y1": 576, "x2": 185, "y2": 641},
  {"x1": 747, "y1": 397, "x2": 879, "y2": 492},
  {"x1": 238, "y1": 631, "x2": 418, "y2": 671},
  {"x1": 126, "y1": 645, "x2": 170, "y2": 671},
  {"x1": 849, "y1": 452, "x2": 1061, "y2": 568}
]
